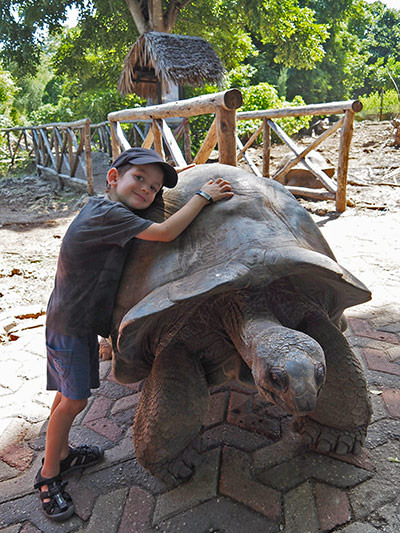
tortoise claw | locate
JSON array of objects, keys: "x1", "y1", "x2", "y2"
[{"x1": 295, "y1": 416, "x2": 367, "y2": 456}]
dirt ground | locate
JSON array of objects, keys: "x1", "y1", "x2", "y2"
[{"x1": 0, "y1": 120, "x2": 399, "y2": 339}]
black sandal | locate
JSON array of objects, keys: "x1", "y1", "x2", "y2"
[
  {"x1": 34, "y1": 469, "x2": 74, "y2": 521},
  {"x1": 59, "y1": 444, "x2": 104, "y2": 475}
]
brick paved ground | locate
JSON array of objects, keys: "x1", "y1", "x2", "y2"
[
  {"x1": 1, "y1": 211, "x2": 399, "y2": 532},
  {"x1": 0, "y1": 307, "x2": 399, "y2": 533}
]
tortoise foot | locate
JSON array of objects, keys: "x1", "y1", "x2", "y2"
[
  {"x1": 294, "y1": 416, "x2": 367, "y2": 455},
  {"x1": 150, "y1": 436, "x2": 204, "y2": 484}
]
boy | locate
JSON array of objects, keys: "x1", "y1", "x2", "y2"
[{"x1": 35, "y1": 147, "x2": 233, "y2": 521}]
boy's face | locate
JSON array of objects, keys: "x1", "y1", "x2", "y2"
[{"x1": 107, "y1": 163, "x2": 164, "y2": 210}]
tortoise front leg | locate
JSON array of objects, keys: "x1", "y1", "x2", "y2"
[
  {"x1": 133, "y1": 343, "x2": 208, "y2": 483},
  {"x1": 296, "y1": 314, "x2": 372, "y2": 455}
]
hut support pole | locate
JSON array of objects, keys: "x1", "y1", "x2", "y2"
[
  {"x1": 336, "y1": 110, "x2": 354, "y2": 212},
  {"x1": 152, "y1": 119, "x2": 165, "y2": 158},
  {"x1": 263, "y1": 119, "x2": 270, "y2": 178},
  {"x1": 216, "y1": 107, "x2": 236, "y2": 166}
]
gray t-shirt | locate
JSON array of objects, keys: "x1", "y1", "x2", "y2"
[{"x1": 46, "y1": 197, "x2": 152, "y2": 337}]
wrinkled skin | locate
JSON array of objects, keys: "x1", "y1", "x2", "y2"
[{"x1": 112, "y1": 164, "x2": 372, "y2": 483}]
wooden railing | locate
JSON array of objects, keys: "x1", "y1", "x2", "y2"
[
  {"x1": 107, "y1": 89, "x2": 243, "y2": 168},
  {"x1": 1, "y1": 95, "x2": 362, "y2": 212},
  {"x1": 237, "y1": 100, "x2": 363, "y2": 212}
]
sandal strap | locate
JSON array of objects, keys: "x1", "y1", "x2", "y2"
[
  {"x1": 60, "y1": 444, "x2": 103, "y2": 472},
  {"x1": 35, "y1": 470, "x2": 72, "y2": 516}
]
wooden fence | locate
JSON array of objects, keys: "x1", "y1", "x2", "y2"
[
  {"x1": 237, "y1": 100, "x2": 362, "y2": 212},
  {"x1": 1, "y1": 93, "x2": 361, "y2": 211}
]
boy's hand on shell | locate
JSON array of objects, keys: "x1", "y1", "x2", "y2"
[{"x1": 201, "y1": 178, "x2": 233, "y2": 202}]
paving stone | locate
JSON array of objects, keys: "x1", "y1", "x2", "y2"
[
  {"x1": 369, "y1": 393, "x2": 389, "y2": 423},
  {"x1": 365, "y1": 419, "x2": 400, "y2": 448},
  {"x1": 325, "y1": 448, "x2": 375, "y2": 472},
  {"x1": 339, "y1": 523, "x2": 380, "y2": 533},
  {"x1": 68, "y1": 424, "x2": 114, "y2": 451},
  {"x1": 82, "y1": 395, "x2": 113, "y2": 424},
  {"x1": 348, "y1": 336, "x2": 397, "y2": 351},
  {"x1": 227, "y1": 391, "x2": 281, "y2": 440},
  {"x1": 105, "y1": 433, "x2": 135, "y2": 464},
  {"x1": 203, "y1": 390, "x2": 228, "y2": 427},
  {"x1": 256, "y1": 452, "x2": 373, "y2": 491},
  {"x1": 368, "y1": 499, "x2": 400, "y2": 532},
  {"x1": 156, "y1": 496, "x2": 280, "y2": 533},
  {"x1": 284, "y1": 480, "x2": 319, "y2": 533},
  {"x1": 84, "y1": 487, "x2": 128, "y2": 533},
  {"x1": 0, "y1": 444, "x2": 34, "y2": 472},
  {"x1": 111, "y1": 393, "x2": 140, "y2": 414},
  {"x1": 0, "y1": 361, "x2": 24, "y2": 392},
  {"x1": 349, "y1": 477, "x2": 398, "y2": 521},
  {"x1": 94, "y1": 380, "x2": 132, "y2": 400},
  {"x1": 119, "y1": 486, "x2": 154, "y2": 533},
  {"x1": 81, "y1": 458, "x2": 164, "y2": 496},
  {"x1": 0, "y1": 418, "x2": 30, "y2": 451},
  {"x1": 20, "y1": 523, "x2": 42, "y2": 532},
  {"x1": 382, "y1": 388, "x2": 400, "y2": 417},
  {"x1": 67, "y1": 478, "x2": 99, "y2": 521},
  {"x1": 314, "y1": 482, "x2": 351, "y2": 531},
  {"x1": 99, "y1": 360, "x2": 112, "y2": 380},
  {"x1": 219, "y1": 446, "x2": 280, "y2": 521},
  {"x1": 0, "y1": 492, "x2": 82, "y2": 533},
  {"x1": 387, "y1": 344, "x2": 400, "y2": 362},
  {"x1": 252, "y1": 423, "x2": 305, "y2": 471},
  {"x1": 153, "y1": 447, "x2": 220, "y2": 524},
  {"x1": 376, "y1": 321, "x2": 400, "y2": 334},
  {"x1": 201, "y1": 423, "x2": 274, "y2": 453},
  {"x1": 0, "y1": 459, "x2": 19, "y2": 482},
  {"x1": 363, "y1": 348, "x2": 400, "y2": 376},
  {"x1": 0, "y1": 524, "x2": 22, "y2": 533},
  {"x1": 349, "y1": 318, "x2": 399, "y2": 344},
  {"x1": 84, "y1": 416, "x2": 124, "y2": 443}
]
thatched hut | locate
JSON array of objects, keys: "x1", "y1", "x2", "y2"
[{"x1": 118, "y1": 32, "x2": 225, "y2": 102}]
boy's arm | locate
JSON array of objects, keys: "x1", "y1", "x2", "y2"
[{"x1": 135, "y1": 178, "x2": 233, "y2": 242}]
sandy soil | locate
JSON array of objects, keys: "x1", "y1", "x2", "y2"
[{"x1": 0, "y1": 120, "x2": 399, "y2": 339}]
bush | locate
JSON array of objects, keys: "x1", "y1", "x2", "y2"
[
  {"x1": 358, "y1": 90, "x2": 400, "y2": 120},
  {"x1": 238, "y1": 83, "x2": 311, "y2": 142}
]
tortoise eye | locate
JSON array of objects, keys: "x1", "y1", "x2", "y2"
[
  {"x1": 269, "y1": 368, "x2": 289, "y2": 392},
  {"x1": 314, "y1": 363, "x2": 325, "y2": 388}
]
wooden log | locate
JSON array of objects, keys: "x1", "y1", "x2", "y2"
[
  {"x1": 336, "y1": 110, "x2": 354, "y2": 212},
  {"x1": 272, "y1": 116, "x2": 344, "y2": 182},
  {"x1": 237, "y1": 100, "x2": 363, "y2": 121},
  {"x1": 108, "y1": 89, "x2": 243, "y2": 122},
  {"x1": 29, "y1": 118, "x2": 90, "y2": 129},
  {"x1": 37, "y1": 165, "x2": 87, "y2": 187},
  {"x1": 216, "y1": 107, "x2": 236, "y2": 166},
  {"x1": 84, "y1": 119, "x2": 94, "y2": 195},
  {"x1": 160, "y1": 119, "x2": 187, "y2": 167},
  {"x1": 183, "y1": 119, "x2": 192, "y2": 164},
  {"x1": 152, "y1": 119, "x2": 164, "y2": 158},
  {"x1": 285, "y1": 186, "x2": 336, "y2": 200},
  {"x1": 263, "y1": 119, "x2": 271, "y2": 178},
  {"x1": 142, "y1": 127, "x2": 155, "y2": 149},
  {"x1": 237, "y1": 124, "x2": 263, "y2": 161},
  {"x1": 39, "y1": 129, "x2": 57, "y2": 169},
  {"x1": 115, "y1": 122, "x2": 131, "y2": 151},
  {"x1": 193, "y1": 118, "x2": 217, "y2": 164},
  {"x1": 110, "y1": 122, "x2": 121, "y2": 160},
  {"x1": 236, "y1": 135, "x2": 262, "y2": 177},
  {"x1": 268, "y1": 120, "x2": 337, "y2": 193}
]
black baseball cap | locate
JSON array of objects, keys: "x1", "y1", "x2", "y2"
[{"x1": 111, "y1": 147, "x2": 178, "y2": 188}]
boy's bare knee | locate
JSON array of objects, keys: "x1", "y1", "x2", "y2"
[{"x1": 59, "y1": 396, "x2": 88, "y2": 416}]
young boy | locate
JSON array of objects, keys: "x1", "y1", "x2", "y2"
[{"x1": 35, "y1": 147, "x2": 233, "y2": 521}]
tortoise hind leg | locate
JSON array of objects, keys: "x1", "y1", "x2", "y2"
[
  {"x1": 296, "y1": 314, "x2": 372, "y2": 455},
  {"x1": 133, "y1": 343, "x2": 208, "y2": 483}
]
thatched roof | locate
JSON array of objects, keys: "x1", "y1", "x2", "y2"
[{"x1": 118, "y1": 32, "x2": 225, "y2": 99}]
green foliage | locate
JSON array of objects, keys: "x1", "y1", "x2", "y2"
[
  {"x1": 0, "y1": 62, "x2": 16, "y2": 115},
  {"x1": 238, "y1": 83, "x2": 311, "y2": 141},
  {"x1": 358, "y1": 89, "x2": 400, "y2": 120}
]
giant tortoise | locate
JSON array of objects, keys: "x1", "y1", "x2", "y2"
[{"x1": 111, "y1": 163, "x2": 372, "y2": 483}]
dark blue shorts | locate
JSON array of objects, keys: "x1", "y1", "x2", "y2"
[{"x1": 46, "y1": 329, "x2": 100, "y2": 400}]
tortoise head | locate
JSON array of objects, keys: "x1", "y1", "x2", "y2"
[{"x1": 250, "y1": 327, "x2": 326, "y2": 415}]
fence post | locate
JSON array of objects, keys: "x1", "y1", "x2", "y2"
[
  {"x1": 84, "y1": 119, "x2": 94, "y2": 195},
  {"x1": 336, "y1": 109, "x2": 354, "y2": 212},
  {"x1": 216, "y1": 107, "x2": 236, "y2": 166},
  {"x1": 262, "y1": 119, "x2": 270, "y2": 178}
]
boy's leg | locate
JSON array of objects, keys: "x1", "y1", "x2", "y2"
[{"x1": 41, "y1": 393, "x2": 88, "y2": 479}]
